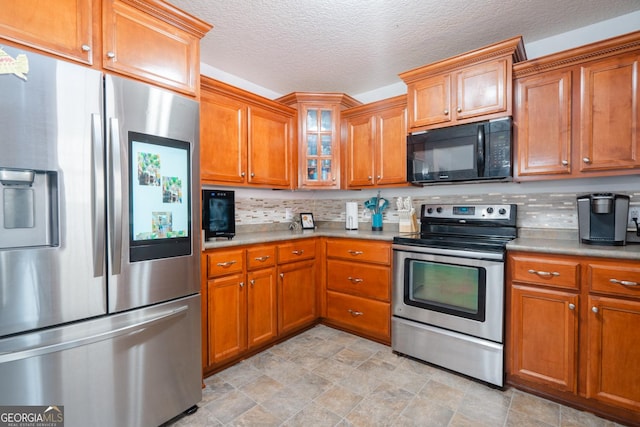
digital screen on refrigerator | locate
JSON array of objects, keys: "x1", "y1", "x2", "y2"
[{"x1": 129, "y1": 132, "x2": 191, "y2": 261}]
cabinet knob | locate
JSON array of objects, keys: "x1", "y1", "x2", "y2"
[
  {"x1": 332, "y1": 177, "x2": 336, "y2": 182},
  {"x1": 376, "y1": 175, "x2": 381, "y2": 180},
  {"x1": 250, "y1": 279, "x2": 255, "y2": 287},
  {"x1": 239, "y1": 281, "x2": 244, "y2": 288},
  {"x1": 368, "y1": 176, "x2": 372, "y2": 180},
  {"x1": 106, "y1": 51, "x2": 116, "y2": 59},
  {"x1": 583, "y1": 157, "x2": 591, "y2": 164},
  {"x1": 347, "y1": 309, "x2": 363, "y2": 317},
  {"x1": 81, "y1": 44, "x2": 91, "y2": 52},
  {"x1": 561, "y1": 160, "x2": 569, "y2": 166},
  {"x1": 568, "y1": 303, "x2": 576, "y2": 310},
  {"x1": 251, "y1": 172, "x2": 255, "y2": 177},
  {"x1": 457, "y1": 107, "x2": 462, "y2": 113},
  {"x1": 443, "y1": 109, "x2": 449, "y2": 115},
  {"x1": 241, "y1": 172, "x2": 246, "y2": 177},
  {"x1": 280, "y1": 273, "x2": 284, "y2": 279},
  {"x1": 592, "y1": 306, "x2": 599, "y2": 313}
]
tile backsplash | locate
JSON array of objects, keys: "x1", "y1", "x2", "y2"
[{"x1": 208, "y1": 176, "x2": 640, "y2": 234}]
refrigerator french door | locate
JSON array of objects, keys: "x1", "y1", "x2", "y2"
[{"x1": 0, "y1": 46, "x2": 201, "y2": 426}]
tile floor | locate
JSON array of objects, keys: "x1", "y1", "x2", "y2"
[{"x1": 169, "y1": 325, "x2": 627, "y2": 427}]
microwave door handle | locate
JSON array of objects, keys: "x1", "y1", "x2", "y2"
[{"x1": 476, "y1": 124, "x2": 485, "y2": 176}]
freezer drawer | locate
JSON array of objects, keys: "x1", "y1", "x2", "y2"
[{"x1": 0, "y1": 295, "x2": 202, "y2": 427}]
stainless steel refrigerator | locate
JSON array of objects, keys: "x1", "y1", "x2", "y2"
[{"x1": 0, "y1": 46, "x2": 202, "y2": 426}]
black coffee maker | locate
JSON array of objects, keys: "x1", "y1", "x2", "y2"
[{"x1": 577, "y1": 193, "x2": 629, "y2": 245}]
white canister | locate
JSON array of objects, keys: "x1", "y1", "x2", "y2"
[{"x1": 345, "y1": 202, "x2": 358, "y2": 230}]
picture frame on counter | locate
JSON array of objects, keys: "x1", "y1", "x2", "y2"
[{"x1": 300, "y1": 213, "x2": 315, "y2": 229}]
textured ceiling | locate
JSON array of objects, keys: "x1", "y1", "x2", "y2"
[{"x1": 169, "y1": 0, "x2": 640, "y2": 96}]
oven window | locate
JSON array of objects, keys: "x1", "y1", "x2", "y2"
[{"x1": 404, "y1": 258, "x2": 486, "y2": 321}]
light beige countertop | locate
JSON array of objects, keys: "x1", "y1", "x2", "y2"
[
  {"x1": 507, "y1": 237, "x2": 640, "y2": 260},
  {"x1": 202, "y1": 227, "x2": 398, "y2": 250}
]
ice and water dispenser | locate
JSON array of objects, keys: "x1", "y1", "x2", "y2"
[{"x1": 0, "y1": 168, "x2": 58, "y2": 249}]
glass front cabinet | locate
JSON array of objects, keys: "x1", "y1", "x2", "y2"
[{"x1": 278, "y1": 93, "x2": 361, "y2": 189}]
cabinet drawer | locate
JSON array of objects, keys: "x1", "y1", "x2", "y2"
[
  {"x1": 510, "y1": 254, "x2": 579, "y2": 289},
  {"x1": 588, "y1": 262, "x2": 640, "y2": 298},
  {"x1": 207, "y1": 249, "x2": 245, "y2": 278},
  {"x1": 326, "y1": 239, "x2": 390, "y2": 265},
  {"x1": 327, "y1": 259, "x2": 390, "y2": 301},
  {"x1": 277, "y1": 240, "x2": 316, "y2": 263},
  {"x1": 326, "y1": 291, "x2": 390, "y2": 340},
  {"x1": 247, "y1": 245, "x2": 276, "y2": 270}
]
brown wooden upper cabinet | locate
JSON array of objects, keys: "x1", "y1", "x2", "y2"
[
  {"x1": 514, "y1": 31, "x2": 640, "y2": 180},
  {"x1": 277, "y1": 93, "x2": 361, "y2": 190},
  {"x1": 0, "y1": 0, "x2": 211, "y2": 96},
  {"x1": 200, "y1": 77, "x2": 297, "y2": 189},
  {"x1": 399, "y1": 37, "x2": 526, "y2": 132},
  {"x1": 341, "y1": 95, "x2": 408, "y2": 189}
]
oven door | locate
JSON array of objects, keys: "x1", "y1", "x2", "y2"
[{"x1": 392, "y1": 244, "x2": 505, "y2": 343}]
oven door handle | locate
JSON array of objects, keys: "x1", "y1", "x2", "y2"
[{"x1": 392, "y1": 244, "x2": 504, "y2": 261}]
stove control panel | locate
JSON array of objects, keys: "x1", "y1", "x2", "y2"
[{"x1": 422, "y1": 204, "x2": 515, "y2": 221}]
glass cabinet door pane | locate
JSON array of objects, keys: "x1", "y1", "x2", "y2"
[
  {"x1": 320, "y1": 110, "x2": 332, "y2": 131},
  {"x1": 307, "y1": 110, "x2": 318, "y2": 132},
  {"x1": 307, "y1": 135, "x2": 318, "y2": 156},
  {"x1": 321, "y1": 135, "x2": 332, "y2": 155},
  {"x1": 307, "y1": 159, "x2": 318, "y2": 180},
  {"x1": 321, "y1": 159, "x2": 331, "y2": 180}
]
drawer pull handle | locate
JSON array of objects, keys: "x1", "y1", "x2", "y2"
[
  {"x1": 609, "y1": 278, "x2": 638, "y2": 286},
  {"x1": 347, "y1": 277, "x2": 363, "y2": 284},
  {"x1": 528, "y1": 269, "x2": 560, "y2": 277},
  {"x1": 348, "y1": 250, "x2": 364, "y2": 256},
  {"x1": 348, "y1": 309, "x2": 363, "y2": 317},
  {"x1": 217, "y1": 260, "x2": 237, "y2": 268},
  {"x1": 255, "y1": 256, "x2": 271, "y2": 262},
  {"x1": 292, "y1": 250, "x2": 304, "y2": 255}
]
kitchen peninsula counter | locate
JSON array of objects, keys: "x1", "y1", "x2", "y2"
[
  {"x1": 202, "y1": 227, "x2": 398, "y2": 250},
  {"x1": 507, "y1": 237, "x2": 640, "y2": 260}
]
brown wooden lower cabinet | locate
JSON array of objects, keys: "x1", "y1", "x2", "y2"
[{"x1": 507, "y1": 251, "x2": 640, "y2": 425}]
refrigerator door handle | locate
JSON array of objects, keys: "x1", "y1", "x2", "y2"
[
  {"x1": 109, "y1": 117, "x2": 123, "y2": 275},
  {"x1": 0, "y1": 305, "x2": 188, "y2": 364},
  {"x1": 92, "y1": 113, "x2": 106, "y2": 277}
]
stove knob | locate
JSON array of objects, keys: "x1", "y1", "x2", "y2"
[
  {"x1": 427, "y1": 208, "x2": 433, "y2": 214},
  {"x1": 436, "y1": 207, "x2": 443, "y2": 213},
  {"x1": 499, "y1": 208, "x2": 507, "y2": 215},
  {"x1": 486, "y1": 207, "x2": 494, "y2": 214}
]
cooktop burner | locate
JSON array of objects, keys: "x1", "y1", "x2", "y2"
[{"x1": 393, "y1": 203, "x2": 518, "y2": 253}]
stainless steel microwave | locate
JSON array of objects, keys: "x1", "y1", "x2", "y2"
[{"x1": 407, "y1": 117, "x2": 512, "y2": 184}]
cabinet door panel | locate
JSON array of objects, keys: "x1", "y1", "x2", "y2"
[
  {"x1": 248, "y1": 105, "x2": 293, "y2": 188},
  {"x1": 103, "y1": 0, "x2": 198, "y2": 95},
  {"x1": 0, "y1": 0, "x2": 95, "y2": 64},
  {"x1": 510, "y1": 285, "x2": 578, "y2": 392},
  {"x1": 376, "y1": 106, "x2": 407, "y2": 185},
  {"x1": 208, "y1": 274, "x2": 246, "y2": 365},
  {"x1": 515, "y1": 70, "x2": 572, "y2": 176},
  {"x1": 278, "y1": 260, "x2": 317, "y2": 335},
  {"x1": 587, "y1": 296, "x2": 640, "y2": 411},
  {"x1": 408, "y1": 74, "x2": 451, "y2": 128},
  {"x1": 456, "y1": 59, "x2": 508, "y2": 120},
  {"x1": 247, "y1": 267, "x2": 277, "y2": 348},
  {"x1": 200, "y1": 93, "x2": 247, "y2": 184},
  {"x1": 580, "y1": 54, "x2": 640, "y2": 171},
  {"x1": 345, "y1": 115, "x2": 375, "y2": 187}
]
